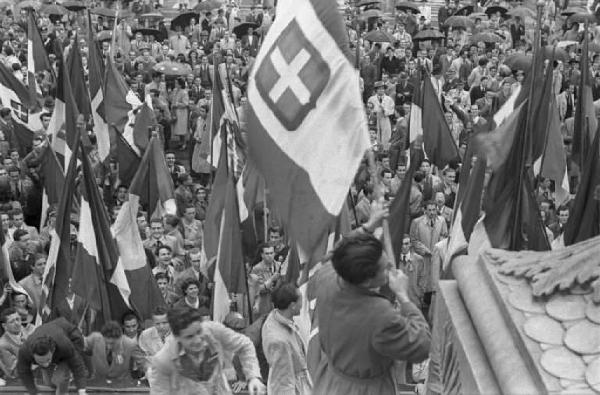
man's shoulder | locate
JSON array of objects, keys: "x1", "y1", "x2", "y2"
[{"x1": 152, "y1": 337, "x2": 178, "y2": 372}]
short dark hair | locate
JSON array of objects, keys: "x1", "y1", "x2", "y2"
[
  {"x1": 101, "y1": 321, "x2": 123, "y2": 339},
  {"x1": 156, "y1": 245, "x2": 172, "y2": 256},
  {"x1": 13, "y1": 228, "x2": 28, "y2": 241},
  {"x1": 163, "y1": 214, "x2": 179, "y2": 228},
  {"x1": 168, "y1": 306, "x2": 205, "y2": 336},
  {"x1": 152, "y1": 306, "x2": 168, "y2": 317},
  {"x1": 154, "y1": 272, "x2": 169, "y2": 282},
  {"x1": 272, "y1": 283, "x2": 299, "y2": 310},
  {"x1": 332, "y1": 233, "x2": 383, "y2": 285},
  {"x1": 180, "y1": 278, "x2": 201, "y2": 295},
  {"x1": 0, "y1": 307, "x2": 17, "y2": 323},
  {"x1": 121, "y1": 311, "x2": 139, "y2": 324},
  {"x1": 31, "y1": 335, "x2": 56, "y2": 356}
]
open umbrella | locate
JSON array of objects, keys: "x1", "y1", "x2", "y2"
[
  {"x1": 561, "y1": 7, "x2": 586, "y2": 17},
  {"x1": 61, "y1": 1, "x2": 86, "y2": 11},
  {"x1": 91, "y1": 7, "x2": 116, "y2": 17},
  {"x1": 364, "y1": 29, "x2": 394, "y2": 43},
  {"x1": 132, "y1": 28, "x2": 161, "y2": 39},
  {"x1": 485, "y1": 5, "x2": 508, "y2": 16},
  {"x1": 194, "y1": 0, "x2": 223, "y2": 12},
  {"x1": 153, "y1": 61, "x2": 192, "y2": 76},
  {"x1": 96, "y1": 30, "x2": 112, "y2": 42},
  {"x1": 357, "y1": 0, "x2": 381, "y2": 6},
  {"x1": 470, "y1": 31, "x2": 503, "y2": 43},
  {"x1": 139, "y1": 12, "x2": 165, "y2": 21},
  {"x1": 42, "y1": 4, "x2": 68, "y2": 16},
  {"x1": 170, "y1": 11, "x2": 200, "y2": 30},
  {"x1": 395, "y1": 2, "x2": 420, "y2": 14},
  {"x1": 359, "y1": 8, "x2": 382, "y2": 19},
  {"x1": 413, "y1": 29, "x2": 444, "y2": 41},
  {"x1": 454, "y1": 5, "x2": 474, "y2": 16},
  {"x1": 469, "y1": 12, "x2": 487, "y2": 20},
  {"x1": 507, "y1": 6, "x2": 536, "y2": 19},
  {"x1": 232, "y1": 22, "x2": 259, "y2": 38},
  {"x1": 444, "y1": 15, "x2": 474, "y2": 29},
  {"x1": 16, "y1": 0, "x2": 41, "y2": 10},
  {"x1": 567, "y1": 12, "x2": 597, "y2": 24},
  {"x1": 557, "y1": 40, "x2": 579, "y2": 48},
  {"x1": 504, "y1": 53, "x2": 532, "y2": 71}
]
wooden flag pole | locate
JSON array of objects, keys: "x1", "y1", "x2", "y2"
[
  {"x1": 263, "y1": 187, "x2": 268, "y2": 243},
  {"x1": 366, "y1": 150, "x2": 397, "y2": 270}
]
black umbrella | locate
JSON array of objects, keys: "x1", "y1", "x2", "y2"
[
  {"x1": 485, "y1": 5, "x2": 508, "y2": 16},
  {"x1": 132, "y1": 28, "x2": 161, "y2": 39},
  {"x1": 413, "y1": 29, "x2": 444, "y2": 40},
  {"x1": 170, "y1": 11, "x2": 200, "y2": 30},
  {"x1": 357, "y1": 0, "x2": 382, "y2": 6},
  {"x1": 91, "y1": 7, "x2": 116, "y2": 17},
  {"x1": 42, "y1": 4, "x2": 67, "y2": 16},
  {"x1": 454, "y1": 5, "x2": 474, "y2": 16},
  {"x1": 567, "y1": 12, "x2": 597, "y2": 24},
  {"x1": 395, "y1": 2, "x2": 420, "y2": 14},
  {"x1": 232, "y1": 22, "x2": 259, "y2": 37},
  {"x1": 561, "y1": 7, "x2": 586, "y2": 17},
  {"x1": 61, "y1": 1, "x2": 87, "y2": 11}
]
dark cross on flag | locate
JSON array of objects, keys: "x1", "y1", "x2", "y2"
[
  {"x1": 255, "y1": 19, "x2": 330, "y2": 131},
  {"x1": 10, "y1": 99, "x2": 28, "y2": 123}
]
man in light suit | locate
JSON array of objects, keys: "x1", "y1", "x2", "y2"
[
  {"x1": 396, "y1": 235, "x2": 426, "y2": 309},
  {"x1": 262, "y1": 283, "x2": 312, "y2": 395},
  {"x1": 410, "y1": 200, "x2": 448, "y2": 316}
]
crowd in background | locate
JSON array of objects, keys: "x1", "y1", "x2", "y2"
[{"x1": 0, "y1": 0, "x2": 592, "y2": 392}]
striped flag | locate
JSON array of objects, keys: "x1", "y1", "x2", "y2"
[
  {"x1": 27, "y1": 10, "x2": 52, "y2": 97},
  {"x1": 112, "y1": 155, "x2": 167, "y2": 321},
  {"x1": 126, "y1": 136, "x2": 176, "y2": 218},
  {"x1": 109, "y1": 125, "x2": 141, "y2": 187},
  {"x1": 443, "y1": 152, "x2": 486, "y2": 271},
  {"x1": 410, "y1": 71, "x2": 459, "y2": 168},
  {"x1": 533, "y1": 95, "x2": 570, "y2": 207},
  {"x1": 71, "y1": 140, "x2": 131, "y2": 329},
  {"x1": 246, "y1": 0, "x2": 369, "y2": 256},
  {"x1": 0, "y1": 63, "x2": 42, "y2": 155},
  {"x1": 211, "y1": 150, "x2": 246, "y2": 322},
  {"x1": 47, "y1": 57, "x2": 79, "y2": 168},
  {"x1": 88, "y1": 12, "x2": 110, "y2": 162},
  {"x1": 198, "y1": 63, "x2": 240, "y2": 171},
  {"x1": 37, "y1": 142, "x2": 65, "y2": 228},
  {"x1": 573, "y1": 30, "x2": 598, "y2": 168},
  {"x1": 38, "y1": 130, "x2": 79, "y2": 324},
  {"x1": 66, "y1": 38, "x2": 91, "y2": 118},
  {"x1": 104, "y1": 58, "x2": 142, "y2": 155},
  {"x1": 132, "y1": 102, "x2": 157, "y2": 152}
]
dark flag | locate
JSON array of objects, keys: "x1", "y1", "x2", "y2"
[{"x1": 564, "y1": 129, "x2": 600, "y2": 245}]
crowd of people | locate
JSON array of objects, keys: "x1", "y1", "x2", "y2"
[{"x1": 0, "y1": 0, "x2": 591, "y2": 393}]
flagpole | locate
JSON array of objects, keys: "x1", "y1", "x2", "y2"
[
  {"x1": 366, "y1": 150, "x2": 397, "y2": 269},
  {"x1": 263, "y1": 187, "x2": 268, "y2": 242}
]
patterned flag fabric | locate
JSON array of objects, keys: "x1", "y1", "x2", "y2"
[
  {"x1": 71, "y1": 141, "x2": 131, "y2": 329},
  {"x1": 38, "y1": 131, "x2": 79, "y2": 324},
  {"x1": 0, "y1": 63, "x2": 42, "y2": 156},
  {"x1": 246, "y1": 0, "x2": 370, "y2": 256}
]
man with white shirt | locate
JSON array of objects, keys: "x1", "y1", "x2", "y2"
[
  {"x1": 367, "y1": 82, "x2": 395, "y2": 150},
  {"x1": 139, "y1": 307, "x2": 171, "y2": 359}
]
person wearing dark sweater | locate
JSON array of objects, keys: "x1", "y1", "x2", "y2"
[{"x1": 17, "y1": 317, "x2": 88, "y2": 395}]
